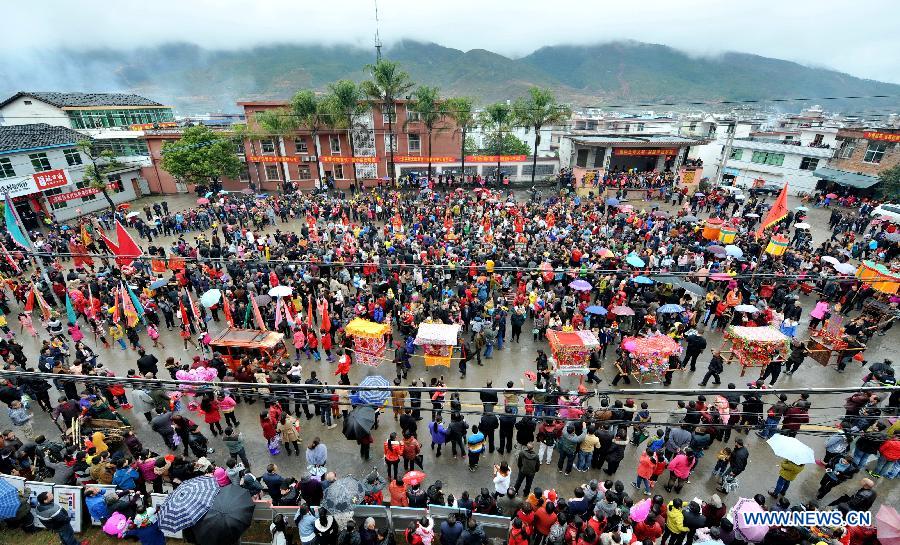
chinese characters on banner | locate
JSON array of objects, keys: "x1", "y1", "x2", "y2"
[
  {"x1": 319, "y1": 156, "x2": 379, "y2": 164},
  {"x1": 32, "y1": 169, "x2": 70, "y2": 190},
  {"x1": 129, "y1": 122, "x2": 178, "y2": 131},
  {"x1": 464, "y1": 154, "x2": 528, "y2": 162},
  {"x1": 863, "y1": 131, "x2": 900, "y2": 142},
  {"x1": 394, "y1": 155, "x2": 456, "y2": 163},
  {"x1": 612, "y1": 148, "x2": 678, "y2": 156},
  {"x1": 246, "y1": 155, "x2": 301, "y2": 163}
]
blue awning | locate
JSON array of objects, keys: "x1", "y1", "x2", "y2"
[{"x1": 814, "y1": 166, "x2": 879, "y2": 189}]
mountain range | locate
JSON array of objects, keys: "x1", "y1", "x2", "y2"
[{"x1": 3, "y1": 40, "x2": 898, "y2": 113}]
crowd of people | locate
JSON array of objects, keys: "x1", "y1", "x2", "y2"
[{"x1": 0, "y1": 173, "x2": 897, "y2": 545}]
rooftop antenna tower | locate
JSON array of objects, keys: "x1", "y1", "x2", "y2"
[{"x1": 374, "y1": 0, "x2": 383, "y2": 61}]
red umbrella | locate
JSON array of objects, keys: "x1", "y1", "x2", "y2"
[
  {"x1": 877, "y1": 505, "x2": 900, "y2": 545},
  {"x1": 402, "y1": 471, "x2": 427, "y2": 486},
  {"x1": 826, "y1": 193, "x2": 838, "y2": 199}
]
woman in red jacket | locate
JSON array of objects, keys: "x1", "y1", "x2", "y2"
[
  {"x1": 634, "y1": 447, "x2": 656, "y2": 495},
  {"x1": 260, "y1": 410, "x2": 277, "y2": 443},
  {"x1": 509, "y1": 518, "x2": 531, "y2": 545},
  {"x1": 384, "y1": 431, "x2": 404, "y2": 480},
  {"x1": 200, "y1": 392, "x2": 223, "y2": 436}
]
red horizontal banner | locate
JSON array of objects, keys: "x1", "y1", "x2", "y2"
[
  {"x1": 46, "y1": 183, "x2": 120, "y2": 204},
  {"x1": 320, "y1": 156, "x2": 379, "y2": 164},
  {"x1": 863, "y1": 131, "x2": 900, "y2": 142},
  {"x1": 130, "y1": 122, "x2": 178, "y2": 131},
  {"x1": 464, "y1": 154, "x2": 527, "y2": 162},
  {"x1": 394, "y1": 155, "x2": 457, "y2": 163},
  {"x1": 247, "y1": 155, "x2": 301, "y2": 163},
  {"x1": 612, "y1": 148, "x2": 678, "y2": 156}
]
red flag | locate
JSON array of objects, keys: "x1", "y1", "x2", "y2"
[
  {"x1": 24, "y1": 286, "x2": 35, "y2": 312},
  {"x1": 179, "y1": 298, "x2": 190, "y2": 327},
  {"x1": 756, "y1": 183, "x2": 789, "y2": 237},
  {"x1": 307, "y1": 298, "x2": 314, "y2": 326},
  {"x1": 100, "y1": 220, "x2": 141, "y2": 267},
  {"x1": 319, "y1": 299, "x2": 331, "y2": 333},
  {"x1": 86, "y1": 285, "x2": 97, "y2": 319},
  {"x1": 251, "y1": 294, "x2": 267, "y2": 330},
  {"x1": 222, "y1": 297, "x2": 234, "y2": 327}
]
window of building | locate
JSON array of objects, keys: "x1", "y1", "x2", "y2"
[
  {"x1": 45, "y1": 188, "x2": 67, "y2": 209},
  {"x1": 576, "y1": 149, "x2": 589, "y2": 168},
  {"x1": 107, "y1": 174, "x2": 125, "y2": 193},
  {"x1": 0, "y1": 157, "x2": 15, "y2": 179},
  {"x1": 265, "y1": 165, "x2": 280, "y2": 180},
  {"x1": 29, "y1": 152, "x2": 52, "y2": 172},
  {"x1": 384, "y1": 134, "x2": 397, "y2": 152},
  {"x1": 863, "y1": 142, "x2": 888, "y2": 164},
  {"x1": 23, "y1": 100, "x2": 32, "y2": 105},
  {"x1": 298, "y1": 165, "x2": 311, "y2": 179},
  {"x1": 799, "y1": 157, "x2": 819, "y2": 170},
  {"x1": 235, "y1": 141, "x2": 245, "y2": 155},
  {"x1": 63, "y1": 148, "x2": 83, "y2": 166},
  {"x1": 688, "y1": 122, "x2": 697, "y2": 131},
  {"x1": 261, "y1": 140, "x2": 276, "y2": 154},
  {"x1": 636, "y1": 123, "x2": 645, "y2": 132},
  {"x1": 75, "y1": 179, "x2": 97, "y2": 202},
  {"x1": 812, "y1": 134, "x2": 824, "y2": 146},
  {"x1": 333, "y1": 164, "x2": 344, "y2": 179},
  {"x1": 750, "y1": 151, "x2": 784, "y2": 166},
  {"x1": 408, "y1": 134, "x2": 421, "y2": 152},
  {"x1": 382, "y1": 105, "x2": 396, "y2": 124},
  {"x1": 592, "y1": 148, "x2": 605, "y2": 168},
  {"x1": 406, "y1": 109, "x2": 421, "y2": 122},
  {"x1": 294, "y1": 138, "x2": 308, "y2": 153},
  {"x1": 329, "y1": 136, "x2": 341, "y2": 154},
  {"x1": 239, "y1": 164, "x2": 250, "y2": 181},
  {"x1": 729, "y1": 149, "x2": 744, "y2": 160},
  {"x1": 522, "y1": 164, "x2": 556, "y2": 176},
  {"x1": 836, "y1": 138, "x2": 856, "y2": 159}
]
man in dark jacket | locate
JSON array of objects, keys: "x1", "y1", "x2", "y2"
[
  {"x1": 458, "y1": 518, "x2": 488, "y2": 545},
  {"x1": 846, "y1": 478, "x2": 877, "y2": 511},
  {"x1": 699, "y1": 352, "x2": 724, "y2": 386},
  {"x1": 498, "y1": 408, "x2": 516, "y2": 455},
  {"x1": 135, "y1": 349, "x2": 159, "y2": 376},
  {"x1": 440, "y1": 513, "x2": 464, "y2": 545},
  {"x1": 479, "y1": 412, "x2": 499, "y2": 453},
  {"x1": 35, "y1": 491, "x2": 80, "y2": 545},
  {"x1": 480, "y1": 385, "x2": 498, "y2": 413},
  {"x1": 682, "y1": 333, "x2": 707, "y2": 372},
  {"x1": 682, "y1": 501, "x2": 707, "y2": 545},
  {"x1": 727, "y1": 439, "x2": 750, "y2": 477},
  {"x1": 513, "y1": 443, "x2": 540, "y2": 496}
]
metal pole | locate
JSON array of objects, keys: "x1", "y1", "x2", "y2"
[{"x1": 713, "y1": 122, "x2": 735, "y2": 188}]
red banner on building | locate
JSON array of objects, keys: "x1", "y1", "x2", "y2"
[
  {"x1": 464, "y1": 154, "x2": 528, "y2": 162},
  {"x1": 247, "y1": 155, "x2": 301, "y2": 163},
  {"x1": 46, "y1": 183, "x2": 121, "y2": 204},
  {"x1": 320, "y1": 156, "x2": 379, "y2": 164},
  {"x1": 394, "y1": 155, "x2": 457, "y2": 163},
  {"x1": 863, "y1": 131, "x2": 900, "y2": 142},
  {"x1": 612, "y1": 148, "x2": 678, "y2": 156},
  {"x1": 32, "y1": 169, "x2": 70, "y2": 191},
  {"x1": 129, "y1": 122, "x2": 178, "y2": 131}
]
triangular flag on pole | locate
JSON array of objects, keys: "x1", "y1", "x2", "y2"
[
  {"x1": 121, "y1": 283, "x2": 139, "y2": 328},
  {"x1": 3, "y1": 193, "x2": 31, "y2": 249},
  {"x1": 33, "y1": 286, "x2": 53, "y2": 321},
  {"x1": 756, "y1": 183, "x2": 789, "y2": 237},
  {"x1": 126, "y1": 284, "x2": 145, "y2": 319},
  {"x1": 65, "y1": 292, "x2": 77, "y2": 324},
  {"x1": 274, "y1": 297, "x2": 283, "y2": 328},
  {"x1": 222, "y1": 297, "x2": 234, "y2": 327},
  {"x1": 100, "y1": 220, "x2": 141, "y2": 267},
  {"x1": 86, "y1": 285, "x2": 96, "y2": 320},
  {"x1": 179, "y1": 297, "x2": 190, "y2": 327},
  {"x1": 307, "y1": 298, "x2": 314, "y2": 327},
  {"x1": 24, "y1": 287, "x2": 35, "y2": 312},
  {"x1": 251, "y1": 294, "x2": 267, "y2": 331}
]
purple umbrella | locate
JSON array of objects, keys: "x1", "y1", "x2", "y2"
[
  {"x1": 732, "y1": 497, "x2": 769, "y2": 542},
  {"x1": 569, "y1": 279, "x2": 592, "y2": 291}
]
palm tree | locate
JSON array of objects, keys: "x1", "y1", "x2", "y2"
[
  {"x1": 405, "y1": 85, "x2": 448, "y2": 181},
  {"x1": 480, "y1": 102, "x2": 514, "y2": 184},
  {"x1": 360, "y1": 60, "x2": 414, "y2": 181},
  {"x1": 324, "y1": 80, "x2": 366, "y2": 189},
  {"x1": 513, "y1": 88, "x2": 572, "y2": 185},
  {"x1": 444, "y1": 97, "x2": 476, "y2": 182},
  {"x1": 290, "y1": 90, "x2": 331, "y2": 184},
  {"x1": 77, "y1": 140, "x2": 122, "y2": 214},
  {"x1": 255, "y1": 109, "x2": 299, "y2": 189}
]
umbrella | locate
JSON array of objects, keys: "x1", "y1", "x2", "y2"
[
  {"x1": 322, "y1": 476, "x2": 365, "y2": 515},
  {"x1": 710, "y1": 273, "x2": 732, "y2": 281},
  {"x1": 158, "y1": 476, "x2": 219, "y2": 533},
  {"x1": 240, "y1": 188, "x2": 254, "y2": 194},
  {"x1": 766, "y1": 434, "x2": 816, "y2": 465},
  {"x1": 658, "y1": 304, "x2": 685, "y2": 314},
  {"x1": 678, "y1": 281, "x2": 707, "y2": 297},
  {"x1": 794, "y1": 206, "x2": 809, "y2": 212},
  {"x1": 617, "y1": 204, "x2": 634, "y2": 212},
  {"x1": 357, "y1": 375, "x2": 391, "y2": 406},
  {"x1": 679, "y1": 215, "x2": 699, "y2": 223},
  {"x1": 200, "y1": 289, "x2": 222, "y2": 307},
  {"x1": 885, "y1": 231, "x2": 900, "y2": 242},
  {"x1": 632, "y1": 275, "x2": 654, "y2": 285},
  {"x1": 630, "y1": 498, "x2": 652, "y2": 523},
  {"x1": 126, "y1": 211, "x2": 140, "y2": 218},
  {"x1": 625, "y1": 254, "x2": 645, "y2": 267},
  {"x1": 117, "y1": 203, "x2": 131, "y2": 210},
  {"x1": 833, "y1": 262, "x2": 857, "y2": 275},
  {"x1": 795, "y1": 223, "x2": 811, "y2": 229},
  {"x1": 268, "y1": 285, "x2": 293, "y2": 297},
  {"x1": 197, "y1": 198, "x2": 209, "y2": 205},
  {"x1": 343, "y1": 406, "x2": 376, "y2": 440},
  {"x1": 605, "y1": 197, "x2": 620, "y2": 206},
  {"x1": 569, "y1": 279, "x2": 592, "y2": 291},
  {"x1": 255, "y1": 294, "x2": 272, "y2": 306},
  {"x1": 597, "y1": 248, "x2": 614, "y2": 258},
  {"x1": 204, "y1": 191, "x2": 214, "y2": 198},
  {"x1": 820, "y1": 256, "x2": 840, "y2": 265},
  {"x1": 732, "y1": 497, "x2": 769, "y2": 542},
  {"x1": 706, "y1": 245, "x2": 726, "y2": 255},
  {"x1": 876, "y1": 505, "x2": 900, "y2": 545},
  {"x1": 826, "y1": 193, "x2": 838, "y2": 199},
  {"x1": 585, "y1": 305, "x2": 607, "y2": 316},
  {"x1": 402, "y1": 471, "x2": 427, "y2": 486},
  {"x1": 188, "y1": 485, "x2": 255, "y2": 545},
  {"x1": 744, "y1": 212, "x2": 760, "y2": 218},
  {"x1": 652, "y1": 210, "x2": 670, "y2": 219},
  {"x1": 0, "y1": 479, "x2": 19, "y2": 519},
  {"x1": 693, "y1": 192, "x2": 705, "y2": 197},
  {"x1": 725, "y1": 245, "x2": 743, "y2": 258},
  {"x1": 150, "y1": 278, "x2": 169, "y2": 290},
  {"x1": 734, "y1": 304, "x2": 760, "y2": 313},
  {"x1": 609, "y1": 305, "x2": 635, "y2": 316}
]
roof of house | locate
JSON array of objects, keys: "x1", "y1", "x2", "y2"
[
  {"x1": 813, "y1": 166, "x2": 880, "y2": 189},
  {"x1": 0, "y1": 91, "x2": 164, "y2": 109},
  {"x1": 0, "y1": 123, "x2": 91, "y2": 154},
  {"x1": 730, "y1": 139, "x2": 833, "y2": 157}
]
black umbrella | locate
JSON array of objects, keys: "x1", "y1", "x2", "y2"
[
  {"x1": 343, "y1": 405, "x2": 376, "y2": 440},
  {"x1": 186, "y1": 485, "x2": 255, "y2": 545}
]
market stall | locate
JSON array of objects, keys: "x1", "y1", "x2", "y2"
[
  {"x1": 413, "y1": 322, "x2": 461, "y2": 367},
  {"x1": 546, "y1": 329, "x2": 600, "y2": 376},
  {"x1": 621, "y1": 334, "x2": 682, "y2": 384},
  {"x1": 721, "y1": 325, "x2": 790, "y2": 376},
  {"x1": 345, "y1": 318, "x2": 391, "y2": 367}
]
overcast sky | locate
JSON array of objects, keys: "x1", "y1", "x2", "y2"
[{"x1": 4, "y1": 0, "x2": 900, "y2": 84}]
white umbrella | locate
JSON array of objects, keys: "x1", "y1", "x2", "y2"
[
  {"x1": 734, "y1": 304, "x2": 760, "y2": 313},
  {"x1": 200, "y1": 289, "x2": 222, "y2": 307},
  {"x1": 744, "y1": 212, "x2": 760, "y2": 218},
  {"x1": 126, "y1": 211, "x2": 140, "y2": 218},
  {"x1": 820, "y1": 256, "x2": 840, "y2": 265},
  {"x1": 833, "y1": 262, "x2": 858, "y2": 275},
  {"x1": 794, "y1": 206, "x2": 809, "y2": 212},
  {"x1": 268, "y1": 285, "x2": 293, "y2": 298},
  {"x1": 724, "y1": 245, "x2": 743, "y2": 258},
  {"x1": 795, "y1": 223, "x2": 811, "y2": 229},
  {"x1": 766, "y1": 434, "x2": 815, "y2": 465}
]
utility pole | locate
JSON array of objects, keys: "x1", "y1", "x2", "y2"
[
  {"x1": 374, "y1": 0, "x2": 383, "y2": 61},
  {"x1": 713, "y1": 121, "x2": 735, "y2": 188}
]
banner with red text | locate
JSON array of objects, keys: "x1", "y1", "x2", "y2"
[
  {"x1": 320, "y1": 156, "x2": 379, "y2": 164},
  {"x1": 464, "y1": 154, "x2": 528, "y2": 162},
  {"x1": 612, "y1": 148, "x2": 678, "y2": 156}
]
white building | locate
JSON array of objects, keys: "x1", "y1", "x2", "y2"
[
  {"x1": 0, "y1": 124, "x2": 139, "y2": 223},
  {"x1": 719, "y1": 138, "x2": 834, "y2": 195}
]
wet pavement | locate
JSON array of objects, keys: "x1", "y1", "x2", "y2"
[{"x1": 1, "y1": 189, "x2": 897, "y2": 513}]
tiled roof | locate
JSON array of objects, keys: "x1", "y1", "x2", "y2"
[
  {"x1": 730, "y1": 139, "x2": 833, "y2": 157},
  {"x1": 0, "y1": 91, "x2": 163, "y2": 108},
  {"x1": 0, "y1": 123, "x2": 91, "y2": 154}
]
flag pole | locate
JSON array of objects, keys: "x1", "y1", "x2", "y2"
[{"x1": 4, "y1": 195, "x2": 52, "y2": 287}]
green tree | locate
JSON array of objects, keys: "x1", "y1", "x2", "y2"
[
  {"x1": 877, "y1": 164, "x2": 900, "y2": 200},
  {"x1": 481, "y1": 133, "x2": 531, "y2": 156},
  {"x1": 444, "y1": 96, "x2": 477, "y2": 180},
  {"x1": 405, "y1": 85, "x2": 448, "y2": 180},
  {"x1": 361, "y1": 60, "x2": 414, "y2": 180},
  {"x1": 513, "y1": 87, "x2": 571, "y2": 184},
  {"x1": 159, "y1": 125, "x2": 241, "y2": 192},
  {"x1": 324, "y1": 80, "x2": 366, "y2": 188},
  {"x1": 254, "y1": 108, "x2": 299, "y2": 186},
  {"x1": 290, "y1": 89, "x2": 332, "y2": 183},
  {"x1": 77, "y1": 140, "x2": 124, "y2": 213},
  {"x1": 479, "y1": 102, "x2": 515, "y2": 180}
]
